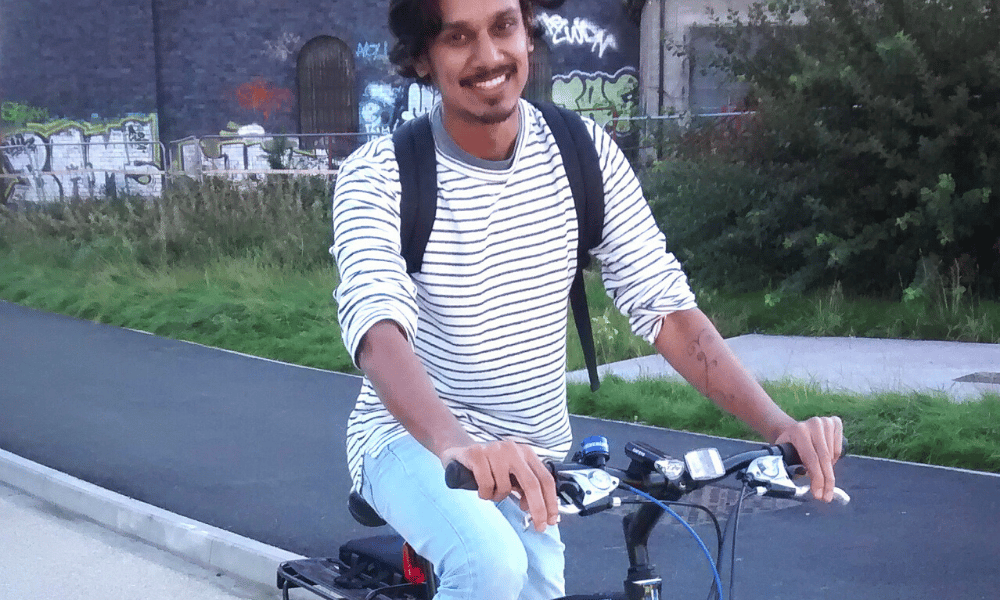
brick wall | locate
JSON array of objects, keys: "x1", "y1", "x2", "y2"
[
  {"x1": 0, "y1": 0, "x2": 642, "y2": 198},
  {"x1": 0, "y1": 0, "x2": 158, "y2": 122}
]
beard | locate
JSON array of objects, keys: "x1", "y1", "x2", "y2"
[
  {"x1": 465, "y1": 99, "x2": 519, "y2": 125},
  {"x1": 451, "y1": 63, "x2": 521, "y2": 124}
]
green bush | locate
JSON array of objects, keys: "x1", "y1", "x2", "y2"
[
  {"x1": 649, "y1": 157, "x2": 809, "y2": 291},
  {"x1": 650, "y1": 0, "x2": 1000, "y2": 298}
]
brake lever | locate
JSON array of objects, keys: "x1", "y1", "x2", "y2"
[
  {"x1": 519, "y1": 467, "x2": 622, "y2": 529},
  {"x1": 554, "y1": 468, "x2": 621, "y2": 514},
  {"x1": 744, "y1": 456, "x2": 851, "y2": 505}
]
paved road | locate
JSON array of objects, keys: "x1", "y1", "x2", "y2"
[{"x1": 2, "y1": 300, "x2": 999, "y2": 599}]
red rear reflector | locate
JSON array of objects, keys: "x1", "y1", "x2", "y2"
[{"x1": 401, "y1": 543, "x2": 428, "y2": 584}]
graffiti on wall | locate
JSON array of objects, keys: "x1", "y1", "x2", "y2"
[
  {"x1": 537, "y1": 13, "x2": 618, "y2": 59},
  {"x1": 359, "y1": 82, "x2": 402, "y2": 135},
  {"x1": 1, "y1": 114, "x2": 162, "y2": 204},
  {"x1": 359, "y1": 82, "x2": 439, "y2": 135},
  {"x1": 552, "y1": 68, "x2": 638, "y2": 133},
  {"x1": 264, "y1": 32, "x2": 302, "y2": 62},
  {"x1": 356, "y1": 41, "x2": 389, "y2": 61},
  {"x1": 235, "y1": 78, "x2": 294, "y2": 121},
  {"x1": 175, "y1": 122, "x2": 341, "y2": 177}
]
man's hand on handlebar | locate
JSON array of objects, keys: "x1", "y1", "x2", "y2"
[
  {"x1": 439, "y1": 440, "x2": 560, "y2": 533},
  {"x1": 773, "y1": 416, "x2": 844, "y2": 503}
]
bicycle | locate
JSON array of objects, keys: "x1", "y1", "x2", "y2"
[{"x1": 276, "y1": 435, "x2": 850, "y2": 600}]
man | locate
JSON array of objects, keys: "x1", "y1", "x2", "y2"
[{"x1": 331, "y1": 1, "x2": 844, "y2": 598}]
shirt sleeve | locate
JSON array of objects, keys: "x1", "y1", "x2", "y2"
[
  {"x1": 584, "y1": 120, "x2": 698, "y2": 344},
  {"x1": 331, "y1": 139, "x2": 419, "y2": 367}
]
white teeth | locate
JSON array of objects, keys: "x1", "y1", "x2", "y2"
[{"x1": 474, "y1": 73, "x2": 507, "y2": 89}]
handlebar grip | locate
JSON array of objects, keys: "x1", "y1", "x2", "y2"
[
  {"x1": 444, "y1": 461, "x2": 478, "y2": 490},
  {"x1": 776, "y1": 442, "x2": 800, "y2": 465},
  {"x1": 777, "y1": 437, "x2": 850, "y2": 466}
]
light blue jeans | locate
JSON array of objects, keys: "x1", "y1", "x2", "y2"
[{"x1": 358, "y1": 435, "x2": 566, "y2": 600}]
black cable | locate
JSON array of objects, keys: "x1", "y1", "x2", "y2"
[
  {"x1": 726, "y1": 486, "x2": 753, "y2": 600},
  {"x1": 704, "y1": 486, "x2": 754, "y2": 600},
  {"x1": 666, "y1": 501, "x2": 724, "y2": 562},
  {"x1": 619, "y1": 498, "x2": 723, "y2": 562}
]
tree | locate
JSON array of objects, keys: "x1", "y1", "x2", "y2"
[{"x1": 676, "y1": 0, "x2": 1000, "y2": 296}]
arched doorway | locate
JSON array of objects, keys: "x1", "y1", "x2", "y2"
[{"x1": 297, "y1": 36, "x2": 357, "y2": 153}]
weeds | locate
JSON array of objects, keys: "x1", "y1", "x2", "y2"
[
  {"x1": 0, "y1": 175, "x2": 335, "y2": 271},
  {"x1": 569, "y1": 378, "x2": 1000, "y2": 473}
]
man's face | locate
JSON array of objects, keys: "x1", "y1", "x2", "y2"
[{"x1": 415, "y1": 0, "x2": 532, "y2": 127}]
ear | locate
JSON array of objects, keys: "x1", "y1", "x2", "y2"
[{"x1": 414, "y1": 54, "x2": 431, "y2": 79}]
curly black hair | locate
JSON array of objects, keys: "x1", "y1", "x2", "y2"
[{"x1": 387, "y1": 0, "x2": 565, "y2": 84}]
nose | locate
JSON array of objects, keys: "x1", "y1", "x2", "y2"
[{"x1": 473, "y1": 33, "x2": 504, "y2": 65}]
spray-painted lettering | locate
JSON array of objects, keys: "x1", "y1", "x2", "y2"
[
  {"x1": 537, "y1": 13, "x2": 618, "y2": 59},
  {"x1": 127, "y1": 124, "x2": 149, "y2": 151},
  {"x1": 356, "y1": 41, "x2": 389, "y2": 61},
  {"x1": 264, "y1": 32, "x2": 302, "y2": 62},
  {"x1": 1, "y1": 133, "x2": 40, "y2": 158},
  {"x1": 359, "y1": 82, "x2": 439, "y2": 135},
  {"x1": 175, "y1": 124, "x2": 342, "y2": 177},
  {"x1": 1, "y1": 114, "x2": 162, "y2": 204},
  {"x1": 552, "y1": 68, "x2": 638, "y2": 133}
]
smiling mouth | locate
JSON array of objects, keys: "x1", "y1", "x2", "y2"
[{"x1": 463, "y1": 68, "x2": 514, "y2": 91}]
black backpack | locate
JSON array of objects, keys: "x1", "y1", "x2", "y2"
[{"x1": 392, "y1": 101, "x2": 604, "y2": 391}]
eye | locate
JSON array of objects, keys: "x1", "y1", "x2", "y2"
[
  {"x1": 495, "y1": 18, "x2": 517, "y2": 34},
  {"x1": 444, "y1": 30, "x2": 469, "y2": 45}
]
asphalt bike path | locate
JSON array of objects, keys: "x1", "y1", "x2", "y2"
[{"x1": 2, "y1": 300, "x2": 998, "y2": 599}]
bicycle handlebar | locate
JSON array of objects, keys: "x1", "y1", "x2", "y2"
[
  {"x1": 445, "y1": 438, "x2": 849, "y2": 498},
  {"x1": 444, "y1": 461, "x2": 483, "y2": 491}
]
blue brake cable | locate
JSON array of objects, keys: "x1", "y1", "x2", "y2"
[{"x1": 620, "y1": 483, "x2": 724, "y2": 600}]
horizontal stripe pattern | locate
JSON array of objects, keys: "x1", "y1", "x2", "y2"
[{"x1": 333, "y1": 100, "x2": 696, "y2": 488}]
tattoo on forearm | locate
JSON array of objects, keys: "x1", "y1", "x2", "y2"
[{"x1": 687, "y1": 328, "x2": 736, "y2": 405}]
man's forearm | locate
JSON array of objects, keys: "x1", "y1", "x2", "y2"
[
  {"x1": 653, "y1": 308, "x2": 795, "y2": 443},
  {"x1": 357, "y1": 320, "x2": 473, "y2": 457}
]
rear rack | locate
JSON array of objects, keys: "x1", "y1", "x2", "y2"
[{"x1": 277, "y1": 534, "x2": 428, "y2": 600}]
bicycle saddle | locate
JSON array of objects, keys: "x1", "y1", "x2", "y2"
[{"x1": 348, "y1": 491, "x2": 387, "y2": 528}]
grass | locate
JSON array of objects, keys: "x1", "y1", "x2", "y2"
[
  {"x1": 0, "y1": 250, "x2": 355, "y2": 373},
  {"x1": 565, "y1": 271, "x2": 1000, "y2": 371},
  {"x1": 3, "y1": 180, "x2": 999, "y2": 474},
  {"x1": 569, "y1": 378, "x2": 1000, "y2": 473}
]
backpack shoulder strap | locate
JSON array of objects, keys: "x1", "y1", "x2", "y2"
[
  {"x1": 530, "y1": 102, "x2": 605, "y2": 259},
  {"x1": 392, "y1": 115, "x2": 437, "y2": 274},
  {"x1": 531, "y1": 101, "x2": 605, "y2": 391}
]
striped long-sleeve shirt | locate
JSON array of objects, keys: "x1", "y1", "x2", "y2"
[{"x1": 333, "y1": 99, "x2": 697, "y2": 488}]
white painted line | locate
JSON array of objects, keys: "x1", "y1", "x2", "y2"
[{"x1": 123, "y1": 327, "x2": 362, "y2": 378}]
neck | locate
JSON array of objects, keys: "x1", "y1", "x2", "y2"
[{"x1": 441, "y1": 104, "x2": 520, "y2": 161}]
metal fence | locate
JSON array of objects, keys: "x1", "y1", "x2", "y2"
[
  {"x1": 2, "y1": 112, "x2": 756, "y2": 204},
  {"x1": 603, "y1": 111, "x2": 758, "y2": 165},
  {"x1": 169, "y1": 132, "x2": 378, "y2": 177},
  {"x1": 0, "y1": 132, "x2": 375, "y2": 204},
  {"x1": 1, "y1": 139, "x2": 169, "y2": 204}
]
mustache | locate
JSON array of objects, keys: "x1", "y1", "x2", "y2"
[{"x1": 461, "y1": 65, "x2": 516, "y2": 86}]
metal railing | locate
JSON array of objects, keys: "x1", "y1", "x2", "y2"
[
  {"x1": 602, "y1": 110, "x2": 758, "y2": 163},
  {"x1": 2, "y1": 111, "x2": 760, "y2": 204},
  {"x1": 1, "y1": 139, "x2": 169, "y2": 203},
  {"x1": 170, "y1": 132, "x2": 379, "y2": 176}
]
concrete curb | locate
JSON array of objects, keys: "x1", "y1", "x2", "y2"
[{"x1": 0, "y1": 448, "x2": 304, "y2": 589}]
